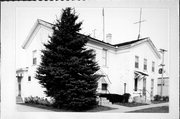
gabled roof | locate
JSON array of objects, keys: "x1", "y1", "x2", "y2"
[
  {"x1": 113, "y1": 38, "x2": 146, "y2": 47},
  {"x1": 22, "y1": 19, "x2": 161, "y2": 58}
]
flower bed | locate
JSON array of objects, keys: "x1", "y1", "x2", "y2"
[{"x1": 24, "y1": 96, "x2": 54, "y2": 106}]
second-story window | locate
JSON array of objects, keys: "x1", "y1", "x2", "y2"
[
  {"x1": 135, "y1": 56, "x2": 139, "y2": 68},
  {"x1": 152, "y1": 61, "x2": 155, "y2": 72},
  {"x1": 32, "y1": 50, "x2": 37, "y2": 65},
  {"x1": 144, "y1": 59, "x2": 147, "y2": 71},
  {"x1": 28, "y1": 76, "x2": 31, "y2": 81},
  {"x1": 102, "y1": 49, "x2": 107, "y2": 66}
]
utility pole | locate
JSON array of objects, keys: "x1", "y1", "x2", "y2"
[
  {"x1": 124, "y1": 83, "x2": 126, "y2": 94},
  {"x1": 134, "y1": 8, "x2": 146, "y2": 39},
  {"x1": 159, "y1": 48, "x2": 167, "y2": 97}
]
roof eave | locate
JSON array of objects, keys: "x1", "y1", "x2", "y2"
[{"x1": 22, "y1": 20, "x2": 40, "y2": 49}]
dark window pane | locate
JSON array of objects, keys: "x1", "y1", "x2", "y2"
[
  {"x1": 102, "y1": 83, "x2": 108, "y2": 90},
  {"x1": 28, "y1": 76, "x2": 31, "y2": 81}
]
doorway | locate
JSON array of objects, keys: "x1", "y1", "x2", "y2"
[{"x1": 143, "y1": 78, "x2": 146, "y2": 96}]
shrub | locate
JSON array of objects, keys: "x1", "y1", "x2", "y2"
[
  {"x1": 154, "y1": 95, "x2": 161, "y2": 101},
  {"x1": 123, "y1": 93, "x2": 131, "y2": 103},
  {"x1": 162, "y1": 96, "x2": 169, "y2": 101},
  {"x1": 24, "y1": 96, "x2": 54, "y2": 106},
  {"x1": 99, "y1": 93, "x2": 124, "y2": 103}
]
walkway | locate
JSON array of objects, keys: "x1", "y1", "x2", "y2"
[
  {"x1": 99, "y1": 102, "x2": 169, "y2": 113},
  {"x1": 16, "y1": 104, "x2": 54, "y2": 112}
]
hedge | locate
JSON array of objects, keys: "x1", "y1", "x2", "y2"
[{"x1": 98, "y1": 93, "x2": 131, "y2": 103}]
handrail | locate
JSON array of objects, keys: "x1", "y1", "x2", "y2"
[{"x1": 145, "y1": 89, "x2": 151, "y2": 95}]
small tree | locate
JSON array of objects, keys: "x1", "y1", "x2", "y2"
[{"x1": 36, "y1": 7, "x2": 101, "y2": 111}]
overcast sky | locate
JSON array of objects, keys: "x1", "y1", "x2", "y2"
[{"x1": 16, "y1": 7, "x2": 169, "y2": 74}]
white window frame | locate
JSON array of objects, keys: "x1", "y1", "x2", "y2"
[
  {"x1": 32, "y1": 50, "x2": 37, "y2": 65},
  {"x1": 144, "y1": 58, "x2": 147, "y2": 71},
  {"x1": 135, "y1": 56, "x2": 139, "y2": 68},
  {"x1": 152, "y1": 61, "x2": 155, "y2": 72}
]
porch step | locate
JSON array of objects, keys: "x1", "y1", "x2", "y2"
[
  {"x1": 16, "y1": 96, "x2": 23, "y2": 103},
  {"x1": 133, "y1": 96, "x2": 151, "y2": 104},
  {"x1": 97, "y1": 97, "x2": 112, "y2": 105}
]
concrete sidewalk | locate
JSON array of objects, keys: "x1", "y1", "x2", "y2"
[{"x1": 99, "y1": 102, "x2": 169, "y2": 113}]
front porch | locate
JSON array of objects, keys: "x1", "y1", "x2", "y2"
[{"x1": 132, "y1": 71, "x2": 152, "y2": 104}]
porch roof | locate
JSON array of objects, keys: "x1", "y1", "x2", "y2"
[{"x1": 135, "y1": 71, "x2": 149, "y2": 76}]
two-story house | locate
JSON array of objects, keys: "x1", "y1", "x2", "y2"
[{"x1": 16, "y1": 19, "x2": 161, "y2": 103}]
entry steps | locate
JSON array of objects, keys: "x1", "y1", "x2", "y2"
[
  {"x1": 97, "y1": 97, "x2": 112, "y2": 105},
  {"x1": 16, "y1": 96, "x2": 23, "y2": 103}
]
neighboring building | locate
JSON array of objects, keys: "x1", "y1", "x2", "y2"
[
  {"x1": 16, "y1": 19, "x2": 161, "y2": 103},
  {"x1": 157, "y1": 77, "x2": 169, "y2": 96}
]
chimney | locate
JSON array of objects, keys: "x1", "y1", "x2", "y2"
[{"x1": 106, "y1": 33, "x2": 112, "y2": 43}]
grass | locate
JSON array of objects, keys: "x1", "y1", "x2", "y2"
[
  {"x1": 115, "y1": 102, "x2": 148, "y2": 107},
  {"x1": 18, "y1": 103, "x2": 117, "y2": 112},
  {"x1": 127, "y1": 106, "x2": 169, "y2": 113},
  {"x1": 151, "y1": 100, "x2": 169, "y2": 104}
]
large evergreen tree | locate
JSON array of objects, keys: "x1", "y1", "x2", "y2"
[{"x1": 36, "y1": 7, "x2": 101, "y2": 111}]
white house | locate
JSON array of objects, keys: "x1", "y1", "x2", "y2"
[{"x1": 16, "y1": 19, "x2": 161, "y2": 104}]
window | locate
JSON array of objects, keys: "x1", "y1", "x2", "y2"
[
  {"x1": 144, "y1": 59, "x2": 147, "y2": 71},
  {"x1": 151, "y1": 79, "x2": 154, "y2": 87},
  {"x1": 28, "y1": 76, "x2": 31, "y2": 81},
  {"x1": 32, "y1": 50, "x2": 37, "y2": 65},
  {"x1": 102, "y1": 49, "x2": 107, "y2": 66},
  {"x1": 152, "y1": 61, "x2": 155, "y2": 72},
  {"x1": 135, "y1": 56, "x2": 139, "y2": 68},
  {"x1": 102, "y1": 83, "x2": 108, "y2": 90},
  {"x1": 134, "y1": 78, "x2": 138, "y2": 91}
]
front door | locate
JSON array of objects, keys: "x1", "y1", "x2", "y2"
[
  {"x1": 18, "y1": 83, "x2": 21, "y2": 96},
  {"x1": 143, "y1": 78, "x2": 146, "y2": 96}
]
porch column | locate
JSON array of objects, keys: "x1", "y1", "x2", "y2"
[{"x1": 16, "y1": 74, "x2": 23, "y2": 97}]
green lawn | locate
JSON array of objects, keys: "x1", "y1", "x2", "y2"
[
  {"x1": 151, "y1": 100, "x2": 169, "y2": 104},
  {"x1": 127, "y1": 106, "x2": 169, "y2": 113},
  {"x1": 115, "y1": 102, "x2": 148, "y2": 107},
  {"x1": 19, "y1": 103, "x2": 117, "y2": 112}
]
